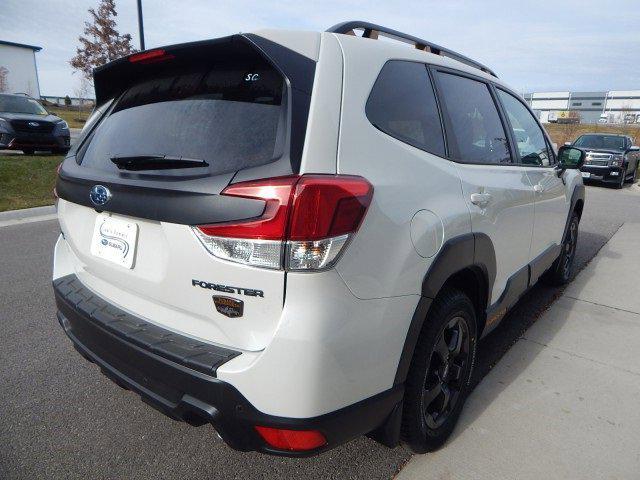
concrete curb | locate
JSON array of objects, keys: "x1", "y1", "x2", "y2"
[
  {"x1": 0, "y1": 205, "x2": 55, "y2": 221},
  {"x1": 0, "y1": 205, "x2": 57, "y2": 227}
]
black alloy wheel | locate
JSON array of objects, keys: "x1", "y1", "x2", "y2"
[
  {"x1": 401, "y1": 288, "x2": 477, "y2": 453},
  {"x1": 422, "y1": 316, "x2": 471, "y2": 429},
  {"x1": 562, "y1": 216, "x2": 578, "y2": 280},
  {"x1": 542, "y1": 212, "x2": 579, "y2": 286}
]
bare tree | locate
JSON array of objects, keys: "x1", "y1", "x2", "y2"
[
  {"x1": 70, "y1": 0, "x2": 137, "y2": 81},
  {"x1": 618, "y1": 103, "x2": 640, "y2": 138},
  {"x1": 0, "y1": 67, "x2": 9, "y2": 92},
  {"x1": 74, "y1": 77, "x2": 92, "y2": 118}
]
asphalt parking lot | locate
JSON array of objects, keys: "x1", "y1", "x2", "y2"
[{"x1": 1, "y1": 181, "x2": 639, "y2": 480}]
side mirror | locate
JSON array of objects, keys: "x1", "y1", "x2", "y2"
[
  {"x1": 629, "y1": 146, "x2": 640, "y2": 152},
  {"x1": 558, "y1": 146, "x2": 585, "y2": 171},
  {"x1": 564, "y1": 142, "x2": 572, "y2": 146}
]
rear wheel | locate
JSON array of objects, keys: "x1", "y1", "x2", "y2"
[
  {"x1": 401, "y1": 288, "x2": 477, "y2": 453},
  {"x1": 542, "y1": 212, "x2": 579, "y2": 286}
]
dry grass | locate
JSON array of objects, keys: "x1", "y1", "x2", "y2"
[
  {"x1": 46, "y1": 106, "x2": 91, "y2": 129},
  {"x1": 544, "y1": 123, "x2": 640, "y2": 146}
]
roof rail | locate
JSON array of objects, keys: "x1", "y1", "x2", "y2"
[{"x1": 326, "y1": 21, "x2": 497, "y2": 78}]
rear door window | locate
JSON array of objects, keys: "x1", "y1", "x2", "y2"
[
  {"x1": 435, "y1": 72, "x2": 511, "y2": 164},
  {"x1": 366, "y1": 60, "x2": 445, "y2": 156},
  {"x1": 79, "y1": 56, "x2": 286, "y2": 176}
]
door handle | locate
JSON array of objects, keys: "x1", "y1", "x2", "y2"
[
  {"x1": 470, "y1": 192, "x2": 492, "y2": 206},
  {"x1": 533, "y1": 184, "x2": 544, "y2": 193}
]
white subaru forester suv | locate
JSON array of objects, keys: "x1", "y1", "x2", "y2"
[{"x1": 53, "y1": 21, "x2": 586, "y2": 456}]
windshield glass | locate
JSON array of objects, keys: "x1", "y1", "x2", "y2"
[
  {"x1": 0, "y1": 95, "x2": 48, "y2": 115},
  {"x1": 574, "y1": 134, "x2": 626, "y2": 150},
  {"x1": 79, "y1": 55, "x2": 286, "y2": 176}
]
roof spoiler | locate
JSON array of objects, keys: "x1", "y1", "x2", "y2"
[
  {"x1": 92, "y1": 33, "x2": 316, "y2": 107},
  {"x1": 327, "y1": 21, "x2": 497, "y2": 78},
  {"x1": 92, "y1": 36, "x2": 239, "y2": 106}
]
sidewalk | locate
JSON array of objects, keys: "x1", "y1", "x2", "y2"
[{"x1": 397, "y1": 223, "x2": 640, "y2": 480}]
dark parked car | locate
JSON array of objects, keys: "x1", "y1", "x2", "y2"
[
  {"x1": 0, "y1": 93, "x2": 71, "y2": 155},
  {"x1": 568, "y1": 133, "x2": 640, "y2": 188}
]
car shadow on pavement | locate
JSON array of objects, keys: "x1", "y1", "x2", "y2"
[{"x1": 445, "y1": 228, "x2": 613, "y2": 443}]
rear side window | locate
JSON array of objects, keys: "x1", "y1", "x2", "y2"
[
  {"x1": 79, "y1": 54, "x2": 286, "y2": 176},
  {"x1": 497, "y1": 89, "x2": 552, "y2": 166},
  {"x1": 435, "y1": 72, "x2": 511, "y2": 164},
  {"x1": 366, "y1": 61, "x2": 445, "y2": 156}
]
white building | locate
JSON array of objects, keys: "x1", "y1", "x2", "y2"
[
  {"x1": 523, "y1": 90, "x2": 640, "y2": 124},
  {"x1": 0, "y1": 40, "x2": 42, "y2": 98}
]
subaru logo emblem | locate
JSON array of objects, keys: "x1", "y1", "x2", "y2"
[
  {"x1": 28, "y1": 122, "x2": 39, "y2": 127},
  {"x1": 89, "y1": 185, "x2": 111, "y2": 206}
]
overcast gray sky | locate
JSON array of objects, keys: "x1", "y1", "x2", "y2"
[{"x1": 1, "y1": 0, "x2": 639, "y2": 96}]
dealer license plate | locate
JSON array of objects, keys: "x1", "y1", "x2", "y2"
[{"x1": 90, "y1": 214, "x2": 138, "y2": 269}]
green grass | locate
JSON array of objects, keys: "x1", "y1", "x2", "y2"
[
  {"x1": 47, "y1": 106, "x2": 90, "y2": 129},
  {"x1": 0, "y1": 154, "x2": 62, "y2": 211}
]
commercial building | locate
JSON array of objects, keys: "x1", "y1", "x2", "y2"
[
  {"x1": 0, "y1": 40, "x2": 42, "y2": 98},
  {"x1": 523, "y1": 90, "x2": 640, "y2": 124}
]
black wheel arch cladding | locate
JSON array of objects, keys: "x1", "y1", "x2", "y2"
[{"x1": 394, "y1": 232, "x2": 496, "y2": 387}]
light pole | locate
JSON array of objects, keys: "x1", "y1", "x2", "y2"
[{"x1": 137, "y1": 0, "x2": 145, "y2": 51}]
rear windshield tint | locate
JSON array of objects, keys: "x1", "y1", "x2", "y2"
[{"x1": 79, "y1": 55, "x2": 286, "y2": 176}]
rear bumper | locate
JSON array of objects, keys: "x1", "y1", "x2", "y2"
[{"x1": 53, "y1": 274, "x2": 402, "y2": 456}]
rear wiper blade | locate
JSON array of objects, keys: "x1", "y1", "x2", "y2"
[{"x1": 110, "y1": 155, "x2": 209, "y2": 171}]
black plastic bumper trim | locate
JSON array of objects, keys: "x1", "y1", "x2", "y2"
[
  {"x1": 54, "y1": 274, "x2": 240, "y2": 376},
  {"x1": 53, "y1": 274, "x2": 402, "y2": 456}
]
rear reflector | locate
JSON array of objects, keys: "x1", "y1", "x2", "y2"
[
  {"x1": 254, "y1": 426, "x2": 327, "y2": 451},
  {"x1": 193, "y1": 175, "x2": 373, "y2": 271},
  {"x1": 128, "y1": 49, "x2": 174, "y2": 64}
]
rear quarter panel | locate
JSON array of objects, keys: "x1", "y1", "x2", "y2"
[{"x1": 332, "y1": 34, "x2": 471, "y2": 300}]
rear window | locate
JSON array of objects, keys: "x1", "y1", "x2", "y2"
[{"x1": 78, "y1": 55, "x2": 286, "y2": 176}]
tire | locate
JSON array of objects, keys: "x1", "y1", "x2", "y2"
[
  {"x1": 22, "y1": 149, "x2": 34, "y2": 155},
  {"x1": 53, "y1": 148, "x2": 70, "y2": 155},
  {"x1": 542, "y1": 212, "x2": 579, "y2": 286},
  {"x1": 401, "y1": 288, "x2": 477, "y2": 453},
  {"x1": 625, "y1": 165, "x2": 637, "y2": 184}
]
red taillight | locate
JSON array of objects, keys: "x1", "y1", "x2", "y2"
[
  {"x1": 198, "y1": 175, "x2": 373, "y2": 241},
  {"x1": 198, "y1": 176, "x2": 298, "y2": 241},
  {"x1": 128, "y1": 49, "x2": 174, "y2": 64},
  {"x1": 193, "y1": 174, "x2": 373, "y2": 270},
  {"x1": 254, "y1": 426, "x2": 327, "y2": 451},
  {"x1": 288, "y1": 176, "x2": 373, "y2": 241}
]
